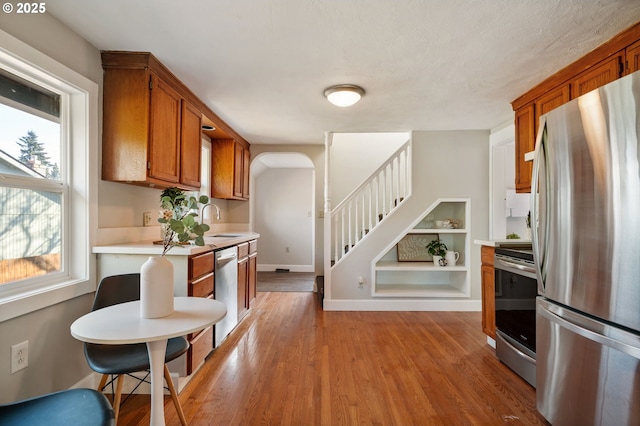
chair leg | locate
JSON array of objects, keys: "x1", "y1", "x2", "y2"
[
  {"x1": 97, "y1": 374, "x2": 109, "y2": 393},
  {"x1": 164, "y1": 365, "x2": 187, "y2": 426},
  {"x1": 112, "y1": 374, "x2": 124, "y2": 425}
]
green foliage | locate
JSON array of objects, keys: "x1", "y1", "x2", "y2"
[
  {"x1": 506, "y1": 233, "x2": 520, "y2": 239},
  {"x1": 16, "y1": 130, "x2": 59, "y2": 178},
  {"x1": 425, "y1": 239, "x2": 448, "y2": 257},
  {"x1": 17, "y1": 130, "x2": 49, "y2": 165},
  {"x1": 158, "y1": 187, "x2": 210, "y2": 255}
]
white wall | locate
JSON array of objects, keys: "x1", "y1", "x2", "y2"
[
  {"x1": 328, "y1": 130, "x2": 490, "y2": 307},
  {"x1": 254, "y1": 167, "x2": 314, "y2": 271},
  {"x1": 489, "y1": 124, "x2": 530, "y2": 240},
  {"x1": 330, "y1": 132, "x2": 409, "y2": 205}
]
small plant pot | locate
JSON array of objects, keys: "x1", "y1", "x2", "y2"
[{"x1": 432, "y1": 255, "x2": 448, "y2": 267}]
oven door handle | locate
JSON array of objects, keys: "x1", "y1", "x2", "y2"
[{"x1": 494, "y1": 257, "x2": 536, "y2": 279}]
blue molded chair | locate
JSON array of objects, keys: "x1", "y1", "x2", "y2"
[
  {"x1": 0, "y1": 388, "x2": 114, "y2": 425},
  {"x1": 85, "y1": 274, "x2": 188, "y2": 425}
]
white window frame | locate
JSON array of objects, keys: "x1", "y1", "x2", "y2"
[{"x1": 0, "y1": 29, "x2": 98, "y2": 322}]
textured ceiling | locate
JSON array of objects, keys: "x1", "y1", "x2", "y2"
[{"x1": 46, "y1": 1, "x2": 640, "y2": 145}]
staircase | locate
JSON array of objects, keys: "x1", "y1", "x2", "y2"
[{"x1": 330, "y1": 140, "x2": 411, "y2": 266}]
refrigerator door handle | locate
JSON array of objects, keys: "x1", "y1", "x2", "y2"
[
  {"x1": 531, "y1": 116, "x2": 547, "y2": 293},
  {"x1": 539, "y1": 304, "x2": 640, "y2": 360}
]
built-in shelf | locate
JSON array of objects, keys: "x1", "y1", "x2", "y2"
[{"x1": 372, "y1": 198, "x2": 471, "y2": 298}]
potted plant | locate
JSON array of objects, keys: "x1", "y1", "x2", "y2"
[
  {"x1": 140, "y1": 187, "x2": 211, "y2": 319},
  {"x1": 426, "y1": 239, "x2": 448, "y2": 266},
  {"x1": 158, "y1": 187, "x2": 211, "y2": 256}
]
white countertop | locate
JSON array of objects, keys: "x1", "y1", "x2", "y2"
[
  {"x1": 92, "y1": 232, "x2": 260, "y2": 256},
  {"x1": 474, "y1": 239, "x2": 532, "y2": 247}
]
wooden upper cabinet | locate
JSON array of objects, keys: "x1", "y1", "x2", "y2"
[
  {"x1": 180, "y1": 100, "x2": 203, "y2": 188},
  {"x1": 626, "y1": 40, "x2": 640, "y2": 73},
  {"x1": 101, "y1": 51, "x2": 202, "y2": 190},
  {"x1": 515, "y1": 103, "x2": 535, "y2": 193},
  {"x1": 233, "y1": 143, "x2": 244, "y2": 198},
  {"x1": 571, "y1": 53, "x2": 624, "y2": 98},
  {"x1": 148, "y1": 74, "x2": 181, "y2": 184},
  {"x1": 212, "y1": 138, "x2": 250, "y2": 200},
  {"x1": 234, "y1": 143, "x2": 250, "y2": 199},
  {"x1": 512, "y1": 22, "x2": 640, "y2": 193},
  {"x1": 535, "y1": 84, "x2": 570, "y2": 118}
]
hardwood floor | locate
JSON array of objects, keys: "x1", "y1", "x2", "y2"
[
  {"x1": 117, "y1": 292, "x2": 547, "y2": 425},
  {"x1": 256, "y1": 271, "x2": 315, "y2": 292}
]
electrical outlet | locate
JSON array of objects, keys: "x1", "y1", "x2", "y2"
[
  {"x1": 357, "y1": 276, "x2": 365, "y2": 287},
  {"x1": 11, "y1": 340, "x2": 28, "y2": 374},
  {"x1": 285, "y1": 246, "x2": 290, "y2": 253},
  {"x1": 143, "y1": 212, "x2": 153, "y2": 227}
]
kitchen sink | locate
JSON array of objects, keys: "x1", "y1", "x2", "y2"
[{"x1": 211, "y1": 234, "x2": 242, "y2": 238}]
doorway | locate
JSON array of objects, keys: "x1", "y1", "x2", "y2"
[{"x1": 250, "y1": 152, "x2": 315, "y2": 274}]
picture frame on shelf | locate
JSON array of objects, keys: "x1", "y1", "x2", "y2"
[{"x1": 397, "y1": 233, "x2": 439, "y2": 262}]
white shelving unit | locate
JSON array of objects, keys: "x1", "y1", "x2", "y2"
[{"x1": 372, "y1": 198, "x2": 470, "y2": 298}]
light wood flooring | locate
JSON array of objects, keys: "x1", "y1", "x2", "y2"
[
  {"x1": 116, "y1": 291, "x2": 547, "y2": 425},
  {"x1": 256, "y1": 271, "x2": 315, "y2": 292}
]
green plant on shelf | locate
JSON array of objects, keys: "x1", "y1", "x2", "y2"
[{"x1": 425, "y1": 239, "x2": 448, "y2": 257}]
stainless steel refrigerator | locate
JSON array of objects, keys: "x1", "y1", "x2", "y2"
[{"x1": 532, "y1": 71, "x2": 640, "y2": 425}]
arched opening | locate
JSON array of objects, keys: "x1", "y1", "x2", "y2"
[{"x1": 250, "y1": 152, "x2": 315, "y2": 291}]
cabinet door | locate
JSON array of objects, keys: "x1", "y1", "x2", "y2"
[
  {"x1": 237, "y1": 257, "x2": 248, "y2": 320},
  {"x1": 571, "y1": 54, "x2": 623, "y2": 98},
  {"x1": 233, "y1": 143, "x2": 244, "y2": 198},
  {"x1": 535, "y1": 84, "x2": 570, "y2": 118},
  {"x1": 515, "y1": 103, "x2": 535, "y2": 193},
  {"x1": 212, "y1": 138, "x2": 249, "y2": 200},
  {"x1": 242, "y1": 147, "x2": 250, "y2": 199},
  {"x1": 148, "y1": 74, "x2": 181, "y2": 183},
  {"x1": 481, "y1": 264, "x2": 496, "y2": 339},
  {"x1": 626, "y1": 40, "x2": 640, "y2": 74},
  {"x1": 180, "y1": 100, "x2": 202, "y2": 188},
  {"x1": 248, "y1": 253, "x2": 257, "y2": 307}
]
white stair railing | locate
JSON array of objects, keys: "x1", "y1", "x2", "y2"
[{"x1": 331, "y1": 140, "x2": 411, "y2": 266}]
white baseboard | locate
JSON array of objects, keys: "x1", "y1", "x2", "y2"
[
  {"x1": 257, "y1": 264, "x2": 314, "y2": 273},
  {"x1": 322, "y1": 299, "x2": 482, "y2": 311}
]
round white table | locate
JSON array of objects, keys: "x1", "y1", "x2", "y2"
[{"x1": 71, "y1": 297, "x2": 226, "y2": 426}]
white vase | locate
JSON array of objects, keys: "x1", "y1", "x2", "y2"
[
  {"x1": 445, "y1": 250, "x2": 460, "y2": 266},
  {"x1": 140, "y1": 256, "x2": 174, "y2": 318}
]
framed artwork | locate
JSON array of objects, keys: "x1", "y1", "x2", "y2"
[{"x1": 397, "y1": 233, "x2": 439, "y2": 262}]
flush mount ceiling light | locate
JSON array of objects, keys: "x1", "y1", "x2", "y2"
[
  {"x1": 202, "y1": 125, "x2": 216, "y2": 131},
  {"x1": 324, "y1": 84, "x2": 365, "y2": 107}
]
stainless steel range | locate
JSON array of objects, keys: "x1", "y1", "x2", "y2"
[{"x1": 494, "y1": 246, "x2": 537, "y2": 387}]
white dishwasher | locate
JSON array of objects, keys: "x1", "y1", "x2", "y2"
[{"x1": 214, "y1": 246, "x2": 238, "y2": 347}]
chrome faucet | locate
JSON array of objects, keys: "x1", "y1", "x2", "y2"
[{"x1": 201, "y1": 203, "x2": 221, "y2": 221}]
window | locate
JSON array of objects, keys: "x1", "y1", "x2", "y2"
[
  {"x1": 0, "y1": 71, "x2": 64, "y2": 285},
  {"x1": 0, "y1": 29, "x2": 98, "y2": 321}
]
